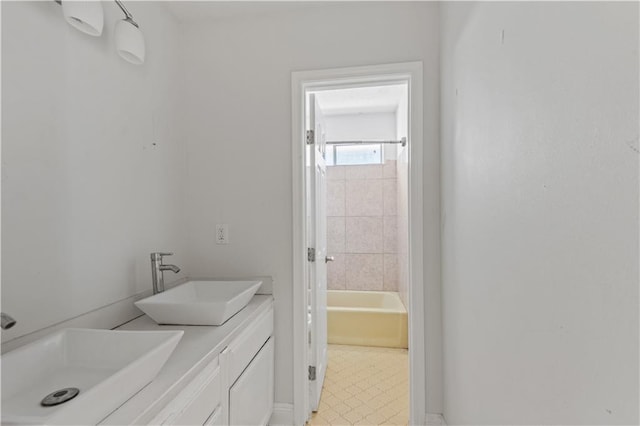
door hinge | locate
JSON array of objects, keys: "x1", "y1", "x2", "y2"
[
  {"x1": 306, "y1": 130, "x2": 315, "y2": 145},
  {"x1": 308, "y1": 365, "x2": 316, "y2": 381},
  {"x1": 307, "y1": 247, "x2": 316, "y2": 262}
]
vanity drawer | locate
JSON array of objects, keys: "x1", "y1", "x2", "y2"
[
  {"x1": 227, "y1": 307, "x2": 273, "y2": 382},
  {"x1": 229, "y1": 337, "x2": 274, "y2": 426},
  {"x1": 150, "y1": 356, "x2": 221, "y2": 425},
  {"x1": 203, "y1": 404, "x2": 222, "y2": 426}
]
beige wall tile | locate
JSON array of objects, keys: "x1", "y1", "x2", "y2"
[
  {"x1": 345, "y1": 164, "x2": 383, "y2": 180},
  {"x1": 328, "y1": 180, "x2": 346, "y2": 216},
  {"x1": 346, "y1": 217, "x2": 383, "y2": 253},
  {"x1": 346, "y1": 180, "x2": 383, "y2": 216},
  {"x1": 328, "y1": 217, "x2": 346, "y2": 253},
  {"x1": 384, "y1": 254, "x2": 399, "y2": 291},
  {"x1": 327, "y1": 163, "x2": 404, "y2": 294},
  {"x1": 383, "y1": 179, "x2": 397, "y2": 216},
  {"x1": 384, "y1": 215, "x2": 397, "y2": 253},
  {"x1": 383, "y1": 159, "x2": 397, "y2": 179},
  {"x1": 327, "y1": 165, "x2": 346, "y2": 180},
  {"x1": 328, "y1": 254, "x2": 346, "y2": 290},
  {"x1": 345, "y1": 254, "x2": 383, "y2": 290}
]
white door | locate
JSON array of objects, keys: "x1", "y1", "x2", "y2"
[{"x1": 307, "y1": 93, "x2": 328, "y2": 413}]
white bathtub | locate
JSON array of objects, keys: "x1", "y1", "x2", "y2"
[{"x1": 327, "y1": 290, "x2": 408, "y2": 349}]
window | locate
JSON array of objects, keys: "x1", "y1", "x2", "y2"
[{"x1": 326, "y1": 143, "x2": 383, "y2": 166}]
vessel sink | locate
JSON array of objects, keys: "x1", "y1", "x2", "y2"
[
  {"x1": 135, "y1": 280, "x2": 262, "y2": 325},
  {"x1": 1, "y1": 328, "x2": 183, "y2": 425}
]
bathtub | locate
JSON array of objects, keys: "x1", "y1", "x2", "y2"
[{"x1": 327, "y1": 290, "x2": 408, "y2": 349}]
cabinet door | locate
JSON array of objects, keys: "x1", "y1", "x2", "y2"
[
  {"x1": 171, "y1": 367, "x2": 221, "y2": 426},
  {"x1": 228, "y1": 337, "x2": 274, "y2": 426},
  {"x1": 149, "y1": 356, "x2": 221, "y2": 425},
  {"x1": 203, "y1": 405, "x2": 223, "y2": 426},
  {"x1": 227, "y1": 307, "x2": 274, "y2": 383}
]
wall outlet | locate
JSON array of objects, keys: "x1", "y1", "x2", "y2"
[{"x1": 216, "y1": 224, "x2": 229, "y2": 244}]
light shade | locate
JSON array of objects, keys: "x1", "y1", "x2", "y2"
[
  {"x1": 115, "y1": 19, "x2": 145, "y2": 65},
  {"x1": 61, "y1": 1, "x2": 104, "y2": 36}
]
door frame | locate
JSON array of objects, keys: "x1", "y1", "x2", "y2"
[{"x1": 291, "y1": 61, "x2": 425, "y2": 425}]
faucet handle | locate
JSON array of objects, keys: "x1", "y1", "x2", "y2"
[{"x1": 151, "y1": 252, "x2": 173, "y2": 260}]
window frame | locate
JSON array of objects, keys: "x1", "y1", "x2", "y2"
[{"x1": 326, "y1": 143, "x2": 384, "y2": 166}]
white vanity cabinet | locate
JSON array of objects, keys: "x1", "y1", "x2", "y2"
[
  {"x1": 148, "y1": 304, "x2": 274, "y2": 426},
  {"x1": 228, "y1": 337, "x2": 274, "y2": 426},
  {"x1": 149, "y1": 355, "x2": 222, "y2": 425}
]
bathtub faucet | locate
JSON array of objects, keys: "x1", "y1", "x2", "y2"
[{"x1": 151, "y1": 252, "x2": 180, "y2": 294}]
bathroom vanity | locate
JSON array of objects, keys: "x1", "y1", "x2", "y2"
[{"x1": 100, "y1": 295, "x2": 274, "y2": 426}]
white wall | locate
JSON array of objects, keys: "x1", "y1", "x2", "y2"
[
  {"x1": 1, "y1": 1, "x2": 187, "y2": 342},
  {"x1": 323, "y1": 112, "x2": 398, "y2": 161},
  {"x1": 323, "y1": 112, "x2": 397, "y2": 141},
  {"x1": 178, "y1": 2, "x2": 442, "y2": 412},
  {"x1": 440, "y1": 2, "x2": 639, "y2": 424}
]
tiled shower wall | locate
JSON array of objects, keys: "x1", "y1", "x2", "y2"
[{"x1": 326, "y1": 161, "x2": 398, "y2": 291}]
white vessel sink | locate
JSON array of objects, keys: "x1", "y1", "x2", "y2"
[
  {"x1": 135, "y1": 280, "x2": 262, "y2": 325},
  {"x1": 1, "y1": 328, "x2": 183, "y2": 425}
]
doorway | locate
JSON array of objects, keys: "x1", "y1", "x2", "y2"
[
  {"x1": 292, "y1": 62, "x2": 425, "y2": 425},
  {"x1": 313, "y1": 83, "x2": 411, "y2": 426}
]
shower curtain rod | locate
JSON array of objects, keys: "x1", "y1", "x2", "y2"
[{"x1": 326, "y1": 137, "x2": 407, "y2": 147}]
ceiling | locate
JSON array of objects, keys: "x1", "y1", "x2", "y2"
[
  {"x1": 164, "y1": 1, "x2": 330, "y2": 23},
  {"x1": 314, "y1": 84, "x2": 408, "y2": 116},
  {"x1": 162, "y1": 2, "x2": 408, "y2": 116}
]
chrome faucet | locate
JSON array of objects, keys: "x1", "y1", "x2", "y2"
[
  {"x1": 150, "y1": 252, "x2": 181, "y2": 294},
  {"x1": 1, "y1": 313, "x2": 16, "y2": 330}
]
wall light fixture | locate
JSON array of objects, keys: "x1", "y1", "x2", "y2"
[
  {"x1": 57, "y1": 0, "x2": 104, "y2": 36},
  {"x1": 114, "y1": 0, "x2": 145, "y2": 64},
  {"x1": 54, "y1": 1, "x2": 145, "y2": 65}
]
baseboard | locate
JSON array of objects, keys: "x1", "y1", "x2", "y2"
[
  {"x1": 426, "y1": 413, "x2": 447, "y2": 425},
  {"x1": 269, "y1": 403, "x2": 295, "y2": 425}
]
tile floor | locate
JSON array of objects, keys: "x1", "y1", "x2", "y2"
[{"x1": 308, "y1": 345, "x2": 409, "y2": 425}]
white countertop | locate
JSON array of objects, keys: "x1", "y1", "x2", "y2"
[{"x1": 99, "y1": 295, "x2": 273, "y2": 425}]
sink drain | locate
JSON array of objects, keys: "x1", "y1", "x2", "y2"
[{"x1": 41, "y1": 387, "x2": 80, "y2": 407}]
